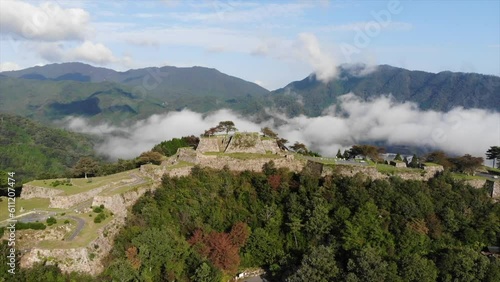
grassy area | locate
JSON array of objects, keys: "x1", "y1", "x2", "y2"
[
  {"x1": 100, "y1": 179, "x2": 153, "y2": 196},
  {"x1": 486, "y1": 166, "x2": 500, "y2": 176},
  {"x1": 37, "y1": 210, "x2": 115, "y2": 249},
  {"x1": 168, "y1": 161, "x2": 195, "y2": 169},
  {"x1": 28, "y1": 169, "x2": 140, "y2": 195},
  {"x1": 374, "y1": 164, "x2": 423, "y2": 174},
  {"x1": 423, "y1": 162, "x2": 441, "y2": 166},
  {"x1": 203, "y1": 152, "x2": 281, "y2": 160},
  {"x1": 0, "y1": 197, "x2": 51, "y2": 221}
]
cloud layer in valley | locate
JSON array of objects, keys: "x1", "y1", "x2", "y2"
[{"x1": 65, "y1": 94, "x2": 500, "y2": 160}]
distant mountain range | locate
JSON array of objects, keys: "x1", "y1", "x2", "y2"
[{"x1": 1, "y1": 62, "x2": 498, "y2": 124}]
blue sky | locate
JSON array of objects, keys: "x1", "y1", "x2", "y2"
[{"x1": 0, "y1": 0, "x2": 499, "y2": 89}]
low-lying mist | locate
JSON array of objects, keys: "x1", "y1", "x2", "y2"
[{"x1": 64, "y1": 93, "x2": 500, "y2": 160}]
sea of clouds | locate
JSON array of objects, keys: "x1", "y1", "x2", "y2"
[{"x1": 64, "y1": 93, "x2": 500, "y2": 160}]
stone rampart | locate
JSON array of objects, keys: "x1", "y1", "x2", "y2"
[
  {"x1": 197, "y1": 154, "x2": 304, "y2": 172},
  {"x1": 196, "y1": 137, "x2": 220, "y2": 153},
  {"x1": 225, "y1": 133, "x2": 266, "y2": 154},
  {"x1": 261, "y1": 139, "x2": 281, "y2": 154},
  {"x1": 21, "y1": 185, "x2": 63, "y2": 199},
  {"x1": 49, "y1": 185, "x2": 108, "y2": 209}
]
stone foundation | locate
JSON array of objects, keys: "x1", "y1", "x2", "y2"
[{"x1": 21, "y1": 185, "x2": 63, "y2": 199}]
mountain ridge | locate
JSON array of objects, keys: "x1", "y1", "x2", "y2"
[{"x1": 1, "y1": 62, "x2": 498, "y2": 123}]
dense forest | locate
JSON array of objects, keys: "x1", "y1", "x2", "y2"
[
  {"x1": 102, "y1": 165, "x2": 499, "y2": 281},
  {"x1": 1, "y1": 164, "x2": 499, "y2": 281},
  {"x1": 0, "y1": 114, "x2": 96, "y2": 187}
]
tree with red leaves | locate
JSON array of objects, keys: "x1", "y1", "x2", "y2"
[
  {"x1": 268, "y1": 174, "x2": 282, "y2": 190},
  {"x1": 206, "y1": 232, "x2": 240, "y2": 273},
  {"x1": 229, "y1": 222, "x2": 250, "y2": 248},
  {"x1": 188, "y1": 222, "x2": 250, "y2": 274}
]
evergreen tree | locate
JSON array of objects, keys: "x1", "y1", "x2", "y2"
[
  {"x1": 343, "y1": 150, "x2": 350, "y2": 159},
  {"x1": 336, "y1": 149, "x2": 342, "y2": 158},
  {"x1": 485, "y1": 146, "x2": 500, "y2": 168},
  {"x1": 409, "y1": 154, "x2": 419, "y2": 168}
]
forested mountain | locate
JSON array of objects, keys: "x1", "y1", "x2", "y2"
[
  {"x1": 271, "y1": 65, "x2": 500, "y2": 116},
  {"x1": 101, "y1": 166, "x2": 499, "y2": 281},
  {"x1": 0, "y1": 63, "x2": 269, "y2": 123},
  {"x1": 2, "y1": 165, "x2": 498, "y2": 281},
  {"x1": 1, "y1": 63, "x2": 498, "y2": 124},
  {"x1": 0, "y1": 114, "x2": 95, "y2": 184}
]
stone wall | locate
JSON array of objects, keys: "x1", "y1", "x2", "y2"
[
  {"x1": 167, "y1": 166, "x2": 193, "y2": 177},
  {"x1": 261, "y1": 139, "x2": 281, "y2": 154},
  {"x1": 22, "y1": 185, "x2": 154, "y2": 275},
  {"x1": 49, "y1": 185, "x2": 108, "y2": 209},
  {"x1": 21, "y1": 185, "x2": 63, "y2": 199},
  {"x1": 225, "y1": 133, "x2": 266, "y2": 154},
  {"x1": 176, "y1": 147, "x2": 198, "y2": 163},
  {"x1": 196, "y1": 137, "x2": 220, "y2": 153},
  {"x1": 20, "y1": 215, "x2": 127, "y2": 276},
  {"x1": 422, "y1": 165, "x2": 444, "y2": 180},
  {"x1": 139, "y1": 164, "x2": 193, "y2": 180},
  {"x1": 92, "y1": 184, "x2": 155, "y2": 216},
  {"x1": 197, "y1": 154, "x2": 304, "y2": 172},
  {"x1": 322, "y1": 164, "x2": 387, "y2": 180},
  {"x1": 464, "y1": 179, "x2": 487, "y2": 189},
  {"x1": 492, "y1": 181, "x2": 500, "y2": 199},
  {"x1": 320, "y1": 163, "x2": 444, "y2": 182},
  {"x1": 20, "y1": 247, "x2": 93, "y2": 274}
]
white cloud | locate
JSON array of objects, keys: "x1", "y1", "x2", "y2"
[
  {"x1": 276, "y1": 94, "x2": 500, "y2": 157},
  {"x1": 36, "y1": 41, "x2": 131, "y2": 66},
  {"x1": 65, "y1": 109, "x2": 262, "y2": 159},
  {"x1": 298, "y1": 33, "x2": 338, "y2": 83},
  {"x1": 0, "y1": 61, "x2": 20, "y2": 71},
  {"x1": 64, "y1": 95, "x2": 500, "y2": 160},
  {"x1": 69, "y1": 41, "x2": 117, "y2": 65},
  {"x1": 0, "y1": 0, "x2": 90, "y2": 41}
]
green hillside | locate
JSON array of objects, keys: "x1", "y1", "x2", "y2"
[
  {"x1": 0, "y1": 114, "x2": 95, "y2": 184},
  {"x1": 102, "y1": 167, "x2": 498, "y2": 281}
]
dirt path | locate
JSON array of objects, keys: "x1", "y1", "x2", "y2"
[{"x1": 62, "y1": 216, "x2": 85, "y2": 241}]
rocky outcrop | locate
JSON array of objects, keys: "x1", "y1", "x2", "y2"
[{"x1": 21, "y1": 185, "x2": 63, "y2": 199}]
